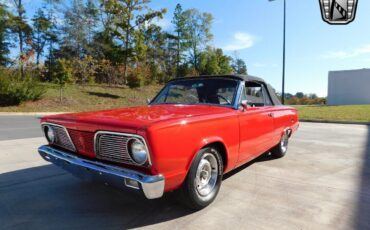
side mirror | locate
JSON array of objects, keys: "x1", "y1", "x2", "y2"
[
  {"x1": 146, "y1": 98, "x2": 151, "y2": 105},
  {"x1": 240, "y1": 100, "x2": 248, "y2": 111}
]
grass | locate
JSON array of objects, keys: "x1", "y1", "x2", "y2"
[
  {"x1": 296, "y1": 105, "x2": 370, "y2": 123},
  {"x1": 1, "y1": 84, "x2": 369, "y2": 123},
  {"x1": 0, "y1": 83, "x2": 163, "y2": 112}
]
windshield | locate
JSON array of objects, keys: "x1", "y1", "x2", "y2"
[{"x1": 151, "y1": 78, "x2": 239, "y2": 107}]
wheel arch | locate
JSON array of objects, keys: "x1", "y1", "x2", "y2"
[{"x1": 188, "y1": 137, "x2": 229, "y2": 173}]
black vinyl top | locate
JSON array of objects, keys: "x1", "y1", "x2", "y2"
[
  {"x1": 169, "y1": 75, "x2": 282, "y2": 105},
  {"x1": 170, "y1": 74, "x2": 264, "y2": 83}
]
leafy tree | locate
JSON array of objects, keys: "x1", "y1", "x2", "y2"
[
  {"x1": 0, "y1": 4, "x2": 11, "y2": 66},
  {"x1": 183, "y1": 9, "x2": 213, "y2": 74},
  {"x1": 73, "y1": 55, "x2": 97, "y2": 84},
  {"x1": 59, "y1": 0, "x2": 88, "y2": 59},
  {"x1": 102, "y1": 0, "x2": 166, "y2": 84},
  {"x1": 232, "y1": 58, "x2": 247, "y2": 75},
  {"x1": 171, "y1": 3, "x2": 189, "y2": 77},
  {"x1": 54, "y1": 58, "x2": 74, "y2": 102},
  {"x1": 295, "y1": 92, "x2": 304, "y2": 99},
  {"x1": 8, "y1": 0, "x2": 33, "y2": 78},
  {"x1": 308, "y1": 93, "x2": 318, "y2": 99},
  {"x1": 199, "y1": 47, "x2": 232, "y2": 75},
  {"x1": 32, "y1": 8, "x2": 52, "y2": 65}
]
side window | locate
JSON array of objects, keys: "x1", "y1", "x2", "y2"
[
  {"x1": 240, "y1": 86, "x2": 247, "y2": 102},
  {"x1": 262, "y1": 85, "x2": 273, "y2": 106},
  {"x1": 244, "y1": 82, "x2": 273, "y2": 107},
  {"x1": 245, "y1": 82, "x2": 264, "y2": 107}
]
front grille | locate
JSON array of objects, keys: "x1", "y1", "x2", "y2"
[
  {"x1": 95, "y1": 133, "x2": 135, "y2": 164},
  {"x1": 50, "y1": 125, "x2": 75, "y2": 152},
  {"x1": 68, "y1": 129, "x2": 95, "y2": 156}
]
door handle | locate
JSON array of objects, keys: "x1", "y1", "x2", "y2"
[{"x1": 268, "y1": 112, "x2": 274, "y2": 117}]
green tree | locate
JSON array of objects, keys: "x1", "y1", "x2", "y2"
[
  {"x1": 8, "y1": 0, "x2": 33, "y2": 78},
  {"x1": 171, "y1": 3, "x2": 189, "y2": 77},
  {"x1": 32, "y1": 8, "x2": 52, "y2": 65},
  {"x1": 183, "y1": 9, "x2": 213, "y2": 74},
  {"x1": 0, "y1": 4, "x2": 11, "y2": 66},
  {"x1": 199, "y1": 47, "x2": 232, "y2": 75},
  {"x1": 102, "y1": 0, "x2": 166, "y2": 84},
  {"x1": 60, "y1": 0, "x2": 88, "y2": 59},
  {"x1": 54, "y1": 58, "x2": 74, "y2": 102},
  {"x1": 231, "y1": 58, "x2": 247, "y2": 75},
  {"x1": 295, "y1": 92, "x2": 304, "y2": 99}
]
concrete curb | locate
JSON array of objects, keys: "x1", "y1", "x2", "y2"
[
  {"x1": 300, "y1": 119, "x2": 370, "y2": 125},
  {"x1": 0, "y1": 112, "x2": 69, "y2": 117}
]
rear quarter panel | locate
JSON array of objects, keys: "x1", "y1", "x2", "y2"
[
  {"x1": 272, "y1": 106, "x2": 299, "y2": 144},
  {"x1": 144, "y1": 112, "x2": 240, "y2": 192}
]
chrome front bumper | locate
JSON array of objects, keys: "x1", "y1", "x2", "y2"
[{"x1": 38, "y1": 145, "x2": 165, "y2": 199}]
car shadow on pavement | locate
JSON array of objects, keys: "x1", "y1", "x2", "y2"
[
  {"x1": 0, "y1": 153, "x2": 275, "y2": 229},
  {"x1": 223, "y1": 152, "x2": 275, "y2": 180},
  {"x1": 0, "y1": 165, "x2": 195, "y2": 230},
  {"x1": 355, "y1": 125, "x2": 370, "y2": 230}
]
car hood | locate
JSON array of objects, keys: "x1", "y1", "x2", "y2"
[{"x1": 42, "y1": 104, "x2": 234, "y2": 133}]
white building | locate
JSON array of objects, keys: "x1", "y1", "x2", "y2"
[{"x1": 327, "y1": 69, "x2": 370, "y2": 106}]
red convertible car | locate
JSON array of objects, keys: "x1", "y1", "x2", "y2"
[{"x1": 38, "y1": 75, "x2": 298, "y2": 209}]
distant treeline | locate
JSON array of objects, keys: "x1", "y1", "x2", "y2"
[
  {"x1": 0, "y1": 0, "x2": 248, "y2": 89},
  {"x1": 282, "y1": 92, "x2": 326, "y2": 105}
]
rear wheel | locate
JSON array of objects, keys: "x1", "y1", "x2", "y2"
[
  {"x1": 180, "y1": 146, "x2": 223, "y2": 210},
  {"x1": 271, "y1": 131, "x2": 289, "y2": 158}
]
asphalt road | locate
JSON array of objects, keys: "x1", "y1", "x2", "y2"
[
  {"x1": 0, "y1": 116, "x2": 42, "y2": 141},
  {"x1": 0, "y1": 118, "x2": 369, "y2": 230}
]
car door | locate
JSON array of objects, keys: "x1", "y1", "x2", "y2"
[{"x1": 237, "y1": 82, "x2": 276, "y2": 165}]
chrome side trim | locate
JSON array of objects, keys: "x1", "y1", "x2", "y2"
[
  {"x1": 94, "y1": 131, "x2": 152, "y2": 166},
  {"x1": 38, "y1": 145, "x2": 164, "y2": 199},
  {"x1": 41, "y1": 122, "x2": 76, "y2": 152}
]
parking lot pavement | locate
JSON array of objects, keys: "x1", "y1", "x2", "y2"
[{"x1": 0, "y1": 122, "x2": 369, "y2": 230}]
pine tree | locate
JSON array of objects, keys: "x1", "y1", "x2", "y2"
[
  {"x1": 171, "y1": 3, "x2": 188, "y2": 77},
  {"x1": 102, "y1": 0, "x2": 166, "y2": 84}
]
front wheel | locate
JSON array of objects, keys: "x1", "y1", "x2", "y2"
[
  {"x1": 180, "y1": 147, "x2": 223, "y2": 210},
  {"x1": 271, "y1": 130, "x2": 289, "y2": 158}
]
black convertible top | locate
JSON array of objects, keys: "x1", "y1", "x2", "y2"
[{"x1": 170, "y1": 75, "x2": 282, "y2": 105}]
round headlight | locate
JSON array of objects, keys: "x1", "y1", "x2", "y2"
[
  {"x1": 44, "y1": 125, "x2": 55, "y2": 143},
  {"x1": 128, "y1": 139, "x2": 148, "y2": 165}
]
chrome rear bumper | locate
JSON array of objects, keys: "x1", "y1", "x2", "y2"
[{"x1": 38, "y1": 145, "x2": 165, "y2": 199}]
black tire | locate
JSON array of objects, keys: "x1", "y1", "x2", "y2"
[
  {"x1": 271, "y1": 131, "x2": 289, "y2": 158},
  {"x1": 180, "y1": 146, "x2": 223, "y2": 210}
]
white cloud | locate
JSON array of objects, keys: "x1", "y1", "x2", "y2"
[
  {"x1": 223, "y1": 32, "x2": 255, "y2": 51},
  {"x1": 322, "y1": 44, "x2": 370, "y2": 59}
]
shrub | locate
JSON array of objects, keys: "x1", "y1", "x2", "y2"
[
  {"x1": 0, "y1": 74, "x2": 45, "y2": 106},
  {"x1": 127, "y1": 72, "x2": 142, "y2": 88},
  {"x1": 127, "y1": 66, "x2": 150, "y2": 88}
]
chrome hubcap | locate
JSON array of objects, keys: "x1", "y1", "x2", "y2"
[
  {"x1": 195, "y1": 153, "x2": 218, "y2": 197},
  {"x1": 281, "y1": 132, "x2": 289, "y2": 153}
]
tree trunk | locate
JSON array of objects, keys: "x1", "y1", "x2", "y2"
[
  {"x1": 59, "y1": 86, "x2": 63, "y2": 103},
  {"x1": 17, "y1": 0, "x2": 24, "y2": 79},
  {"x1": 176, "y1": 31, "x2": 180, "y2": 78},
  {"x1": 123, "y1": 2, "x2": 132, "y2": 85}
]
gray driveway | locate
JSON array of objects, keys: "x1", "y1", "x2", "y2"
[{"x1": 0, "y1": 120, "x2": 369, "y2": 229}]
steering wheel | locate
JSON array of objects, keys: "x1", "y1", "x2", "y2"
[{"x1": 217, "y1": 94, "x2": 231, "y2": 105}]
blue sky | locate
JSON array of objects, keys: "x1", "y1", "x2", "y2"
[{"x1": 11, "y1": 0, "x2": 370, "y2": 96}]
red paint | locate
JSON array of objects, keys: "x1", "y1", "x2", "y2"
[{"x1": 41, "y1": 103, "x2": 299, "y2": 192}]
